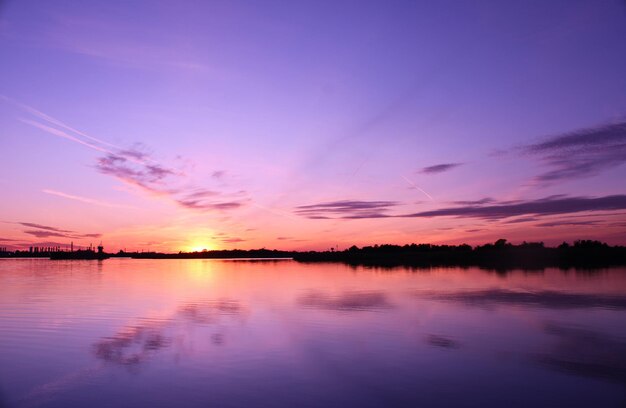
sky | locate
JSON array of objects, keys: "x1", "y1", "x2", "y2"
[{"x1": 1, "y1": 0, "x2": 625, "y2": 252}]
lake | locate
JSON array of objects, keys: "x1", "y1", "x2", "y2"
[{"x1": 0, "y1": 259, "x2": 625, "y2": 407}]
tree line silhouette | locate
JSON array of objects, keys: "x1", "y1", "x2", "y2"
[
  {"x1": 292, "y1": 239, "x2": 626, "y2": 269},
  {"x1": 1, "y1": 239, "x2": 625, "y2": 269}
]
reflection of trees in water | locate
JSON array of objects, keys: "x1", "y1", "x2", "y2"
[
  {"x1": 536, "y1": 323, "x2": 626, "y2": 384},
  {"x1": 93, "y1": 299, "x2": 246, "y2": 368},
  {"x1": 298, "y1": 290, "x2": 391, "y2": 311}
]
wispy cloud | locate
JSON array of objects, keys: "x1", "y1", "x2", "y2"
[
  {"x1": 451, "y1": 198, "x2": 495, "y2": 205},
  {"x1": 12, "y1": 98, "x2": 247, "y2": 212},
  {"x1": 10, "y1": 13, "x2": 211, "y2": 73},
  {"x1": 503, "y1": 216, "x2": 540, "y2": 224},
  {"x1": 95, "y1": 152, "x2": 178, "y2": 191},
  {"x1": 295, "y1": 200, "x2": 399, "y2": 219},
  {"x1": 5, "y1": 95, "x2": 122, "y2": 149},
  {"x1": 19, "y1": 118, "x2": 111, "y2": 154},
  {"x1": 535, "y1": 220, "x2": 600, "y2": 228},
  {"x1": 522, "y1": 121, "x2": 626, "y2": 184},
  {"x1": 296, "y1": 195, "x2": 626, "y2": 221},
  {"x1": 176, "y1": 189, "x2": 245, "y2": 211},
  {"x1": 98, "y1": 149, "x2": 247, "y2": 211},
  {"x1": 43, "y1": 189, "x2": 137, "y2": 209},
  {"x1": 419, "y1": 163, "x2": 463, "y2": 175},
  {"x1": 17, "y1": 222, "x2": 101, "y2": 240},
  {"x1": 401, "y1": 195, "x2": 626, "y2": 220},
  {"x1": 401, "y1": 175, "x2": 433, "y2": 200},
  {"x1": 23, "y1": 230, "x2": 99, "y2": 239},
  {"x1": 220, "y1": 237, "x2": 246, "y2": 244},
  {"x1": 18, "y1": 222, "x2": 73, "y2": 233}
]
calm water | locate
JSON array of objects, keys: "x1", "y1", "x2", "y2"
[{"x1": 0, "y1": 259, "x2": 625, "y2": 408}]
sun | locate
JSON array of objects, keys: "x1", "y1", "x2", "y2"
[{"x1": 187, "y1": 242, "x2": 214, "y2": 252}]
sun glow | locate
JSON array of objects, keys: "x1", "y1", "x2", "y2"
[{"x1": 187, "y1": 243, "x2": 215, "y2": 252}]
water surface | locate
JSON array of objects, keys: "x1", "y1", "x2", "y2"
[{"x1": 1, "y1": 259, "x2": 625, "y2": 407}]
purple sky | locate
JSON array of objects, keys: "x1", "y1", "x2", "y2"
[{"x1": 1, "y1": 0, "x2": 625, "y2": 251}]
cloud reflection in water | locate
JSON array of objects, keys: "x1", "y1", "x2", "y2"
[
  {"x1": 426, "y1": 334, "x2": 460, "y2": 349},
  {"x1": 415, "y1": 289, "x2": 626, "y2": 310},
  {"x1": 93, "y1": 299, "x2": 245, "y2": 368},
  {"x1": 298, "y1": 290, "x2": 392, "y2": 312},
  {"x1": 536, "y1": 323, "x2": 626, "y2": 384}
]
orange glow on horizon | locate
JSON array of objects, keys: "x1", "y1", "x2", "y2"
[{"x1": 186, "y1": 242, "x2": 216, "y2": 253}]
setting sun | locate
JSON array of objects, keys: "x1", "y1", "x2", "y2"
[{"x1": 187, "y1": 243, "x2": 214, "y2": 252}]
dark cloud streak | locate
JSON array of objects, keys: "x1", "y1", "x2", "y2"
[
  {"x1": 523, "y1": 121, "x2": 626, "y2": 183},
  {"x1": 295, "y1": 200, "x2": 398, "y2": 219},
  {"x1": 419, "y1": 163, "x2": 463, "y2": 175},
  {"x1": 451, "y1": 198, "x2": 495, "y2": 205},
  {"x1": 220, "y1": 237, "x2": 246, "y2": 243},
  {"x1": 23, "y1": 230, "x2": 102, "y2": 239},
  {"x1": 18, "y1": 222, "x2": 101, "y2": 240},
  {"x1": 296, "y1": 195, "x2": 626, "y2": 221},
  {"x1": 19, "y1": 222, "x2": 73, "y2": 233},
  {"x1": 402, "y1": 195, "x2": 626, "y2": 220}
]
